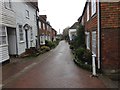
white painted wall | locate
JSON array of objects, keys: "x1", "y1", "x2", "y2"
[
  {"x1": 0, "y1": 0, "x2": 38, "y2": 62},
  {"x1": 69, "y1": 29, "x2": 77, "y2": 41},
  {"x1": 0, "y1": 26, "x2": 9, "y2": 63},
  {"x1": 12, "y1": 1, "x2": 37, "y2": 55},
  {"x1": 0, "y1": 0, "x2": 16, "y2": 62}
]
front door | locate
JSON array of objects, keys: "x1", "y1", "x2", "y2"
[
  {"x1": 7, "y1": 27, "x2": 17, "y2": 55},
  {"x1": 25, "y1": 29, "x2": 28, "y2": 49}
]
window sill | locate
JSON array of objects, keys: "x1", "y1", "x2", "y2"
[
  {"x1": 0, "y1": 44, "x2": 8, "y2": 47},
  {"x1": 19, "y1": 41, "x2": 25, "y2": 44},
  {"x1": 26, "y1": 17, "x2": 30, "y2": 19},
  {"x1": 5, "y1": 7, "x2": 14, "y2": 12}
]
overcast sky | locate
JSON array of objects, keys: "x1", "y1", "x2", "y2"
[{"x1": 38, "y1": 0, "x2": 86, "y2": 34}]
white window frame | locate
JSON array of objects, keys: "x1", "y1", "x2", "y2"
[
  {"x1": 81, "y1": 17, "x2": 84, "y2": 25},
  {"x1": 4, "y1": 0, "x2": 12, "y2": 10},
  {"x1": 47, "y1": 25, "x2": 49, "y2": 30},
  {"x1": 39, "y1": 21, "x2": 41, "y2": 29},
  {"x1": 91, "y1": 0, "x2": 96, "y2": 16},
  {"x1": 43, "y1": 23, "x2": 45, "y2": 30},
  {"x1": 87, "y1": 3, "x2": 89, "y2": 21},
  {"x1": 34, "y1": 15, "x2": 36, "y2": 22},
  {"x1": 0, "y1": 26, "x2": 8, "y2": 46},
  {"x1": 19, "y1": 25, "x2": 24, "y2": 42},
  {"x1": 92, "y1": 31, "x2": 96, "y2": 55},
  {"x1": 85, "y1": 32, "x2": 90, "y2": 49},
  {"x1": 26, "y1": 10, "x2": 29, "y2": 19}
]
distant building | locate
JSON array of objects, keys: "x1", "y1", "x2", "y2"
[
  {"x1": 38, "y1": 15, "x2": 57, "y2": 45},
  {"x1": 69, "y1": 22, "x2": 79, "y2": 41},
  {"x1": 51, "y1": 28, "x2": 57, "y2": 41}
]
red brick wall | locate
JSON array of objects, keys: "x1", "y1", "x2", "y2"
[
  {"x1": 101, "y1": 2, "x2": 119, "y2": 28},
  {"x1": 84, "y1": 2, "x2": 98, "y2": 54},
  {"x1": 101, "y1": 28, "x2": 120, "y2": 71},
  {"x1": 81, "y1": 1, "x2": 120, "y2": 73},
  {"x1": 101, "y1": 2, "x2": 120, "y2": 71}
]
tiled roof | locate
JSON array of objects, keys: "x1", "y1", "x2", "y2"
[{"x1": 69, "y1": 22, "x2": 79, "y2": 29}]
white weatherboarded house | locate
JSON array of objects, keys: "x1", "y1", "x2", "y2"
[
  {"x1": 69, "y1": 22, "x2": 79, "y2": 41},
  {"x1": 0, "y1": 0, "x2": 38, "y2": 63}
]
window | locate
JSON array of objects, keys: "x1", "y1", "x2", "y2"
[
  {"x1": 91, "y1": 0, "x2": 96, "y2": 16},
  {"x1": 34, "y1": 15, "x2": 36, "y2": 22},
  {"x1": 39, "y1": 21, "x2": 41, "y2": 29},
  {"x1": 19, "y1": 25, "x2": 24, "y2": 42},
  {"x1": 92, "y1": 31, "x2": 96, "y2": 55},
  {"x1": 85, "y1": 32, "x2": 90, "y2": 49},
  {"x1": 30, "y1": 27, "x2": 33, "y2": 40},
  {"x1": 0, "y1": 26, "x2": 7, "y2": 46},
  {"x1": 26, "y1": 10, "x2": 29, "y2": 18},
  {"x1": 81, "y1": 17, "x2": 84, "y2": 25},
  {"x1": 47, "y1": 25, "x2": 48, "y2": 30},
  {"x1": 87, "y1": 3, "x2": 89, "y2": 21},
  {"x1": 43, "y1": 23, "x2": 45, "y2": 30},
  {"x1": 5, "y1": 0, "x2": 12, "y2": 9}
]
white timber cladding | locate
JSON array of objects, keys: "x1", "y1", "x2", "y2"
[
  {"x1": 0, "y1": 26, "x2": 9, "y2": 63},
  {"x1": 0, "y1": 0, "x2": 37, "y2": 62},
  {"x1": 91, "y1": 0, "x2": 96, "y2": 16},
  {"x1": 92, "y1": 31, "x2": 96, "y2": 55},
  {"x1": 0, "y1": 0, "x2": 13, "y2": 62},
  {"x1": 85, "y1": 32, "x2": 90, "y2": 49},
  {"x1": 1, "y1": 0, "x2": 16, "y2": 27}
]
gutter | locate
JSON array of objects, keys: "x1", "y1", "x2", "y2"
[{"x1": 97, "y1": 0, "x2": 101, "y2": 70}]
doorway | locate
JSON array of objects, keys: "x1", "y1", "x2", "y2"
[{"x1": 7, "y1": 27, "x2": 17, "y2": 56}]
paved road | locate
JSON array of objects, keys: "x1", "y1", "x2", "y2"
[{"x1": 2, "y1": 40, "x2": 106, "y2": 88}]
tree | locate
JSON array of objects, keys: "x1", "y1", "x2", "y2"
[
  {"x1": 62, "y1": 26, "x2": 70, "y2": 41},
  {"x1": 73, "y1": 24, "x2": 86, "y2": 49}
]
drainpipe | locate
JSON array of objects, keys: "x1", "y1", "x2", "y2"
[
  {"x1": 36, "y1": 9, "x2": 40, "y2": 49},
  {"x1": 92, "y1": 54, "x2": 97, "y2": 76},
  {"x1": 97, "y1": 0, "x2": 101, "y2": 70}
]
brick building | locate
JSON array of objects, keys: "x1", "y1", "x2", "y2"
[
  {"x1": 51, "y1": 28, "x2": 57, "y2": 41},
  {"x1": 78, "y1": 0, "x2": 120, "y2": 74},
  {"x1": 39, "y1": 15, "x2": 57, "y2": 45}
]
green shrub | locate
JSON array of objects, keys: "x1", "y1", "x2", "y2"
[
  {"x1": 41, "y1": 46, "x2": 50, "y2": 52},
  {"x1": 45, "y1": 40, "x2": 56, "y2": 49},
  {"x1": 83, "y1": 49, "x2": 92, "y2": 64},
  {"x1": 74, "y1": 59, "x2": 92, "y2": 71},
  {"x1": 69, "y1": 45, "x2": 74, "y2": 50},
  {"x1": 53, "y1": 40, "x2": 60, "y2": 46},
  {"x1": 75, "y1": 47, "x2": 85, "y2": 61},
  {"x1": 74, "y1": 47, "x2": 92, "y2": 64}
]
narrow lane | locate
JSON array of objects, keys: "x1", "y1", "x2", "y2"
[{"x1": 3, "y1": 40, "x2": 106, "y2": 88}]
